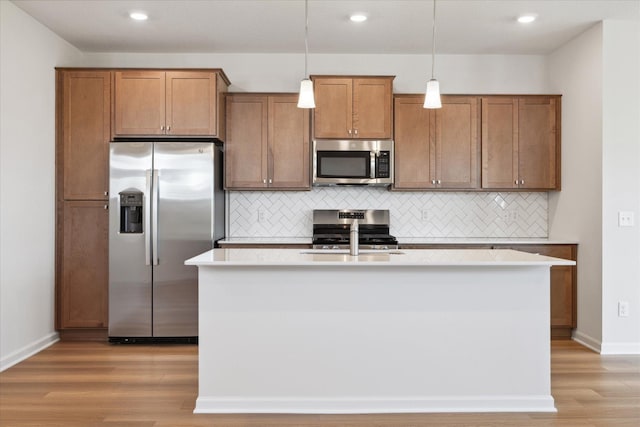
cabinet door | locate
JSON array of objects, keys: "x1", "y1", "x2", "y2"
[
  {"x1": 518, "y1": 97, "x2": 558, "y2": 189},
  {"x1": 268, "y1": 95, "x2": 310, "y2": 189},
  {"x1": 166, "y1": 71, "x2": 217, "y2": 136},
  {"x1": 61, "y1": 201, "x2": 108, "y2": 328},
  {"x1": 313, "y1": 77, "x2": 353, "y2": 138},
  {"x1": 225, "y1": 95, "x2": 268, "y2": 189},
  {"x1": 353, "y1": 77, "x2": 393, "y2": 139},
  {"x1": 62, "y1": 71, "x2": 110, "y2": 200},
  {"x1": 114, "y1": 71, "x2": 165, "y2": 136},
  {"x1": 435, "y1": 96, "x2": 479, "y2": 188},
  {"x1": 481, "y1": 97, "x2": 518, "y2": 189},
  {"x1": 393, "y1": 96, "x2": 434, "y2": 189}
]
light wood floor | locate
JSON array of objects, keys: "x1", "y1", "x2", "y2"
[{"x1": 0, "y1": 340, "x2": 638, "y2": 426}]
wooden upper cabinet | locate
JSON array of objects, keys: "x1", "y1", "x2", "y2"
[
  {"x1": 518, "y1": 97, "x2": 559, "y2": 189},
  {"x1": 313, "y1": 77, "x2": 352, "y2": 139},
  {"x1": 114, "y1": 70, "x2": 229, "y2": 137},
  {"x1": 225, "y1": 95, "x2": 268, "y2": 189},
  {"x1": 393, "y1": 95, "x2": 434, "y2": 189},
  {"x1": 225, "y1": 93, "x2": 310, "y2": 190},
  {"x1": 312, "y1": 76, "x2": 393, "y2": 139},
  {"x1": 114, "y1": 71, "x2": 165, "y2": 136},
  {"x1": 393, "y1": 95, "x2": 479, "y2": 190},
  {"x1": 482, "y1": 96, "x2": 560, "y2": 190},
  {"x1": 434, "y1": 96, "x2": 479, "y2": 188},
  {"x1": 60, "y1": 200, "x2": 109, "y2": 329},
  {"x1": 61, "y1": 70, "x2": 111, "y2": 200},
  {"x1": 268, "y1": 95, "x2": 310, "y2": 189}
]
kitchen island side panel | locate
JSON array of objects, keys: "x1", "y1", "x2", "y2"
[{"x1": 195, "y1": 264, "x2": 553, "y2": 414}]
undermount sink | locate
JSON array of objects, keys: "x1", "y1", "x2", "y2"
[{"x1": 300, "y1": 249, "x2": 405, "y2": 255}]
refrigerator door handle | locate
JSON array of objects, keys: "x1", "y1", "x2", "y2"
[
  {"x1": 152, "y1": 169, "x2": 159, "y2": 266},
  {"x1": 145, "y1": 169, "x2": 152, "y2": 266}
]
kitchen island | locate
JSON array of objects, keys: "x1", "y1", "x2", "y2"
[{"x1": 185, "y1": 248, "x2": 575, "y2": 414}]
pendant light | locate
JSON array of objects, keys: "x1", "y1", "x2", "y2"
[
  {"x1": 424, "y1": 0, "x2": 442, "y2": 109},
  {"x1": 297, "y1": 0, "x2": 315, "y2": 108}
]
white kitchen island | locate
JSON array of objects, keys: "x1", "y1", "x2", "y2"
[{"x1": 185, "y1": 248, "x2": 575, "y2": 414}]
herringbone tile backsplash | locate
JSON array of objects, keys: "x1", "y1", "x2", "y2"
[{"x1": 228, "y1": 188, "x2": 547, "y2": 238}]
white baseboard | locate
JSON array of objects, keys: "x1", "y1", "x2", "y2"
[
  {"x1": 0, "y1": 332, "x2": 59, "y2": 372},
  {"x1": 600, "y1": 341, "x2": 640, "y2": 355},
  {"x1": 194, "y1": 396, "x2": 557, "y2": 414},
  {"x1": 573, "y1": 330, "x2": 640, "y2": 355},
  {"x1": 572, "y1": 330, "x2": 602, "y2": 353}
]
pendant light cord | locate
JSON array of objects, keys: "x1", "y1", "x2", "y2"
[
  {"x1": 431, "y1": 0, "x2": 437, "y2": 79},
  {"x1": 304, "y1": 0, "x2": 309, "y2": 78}
]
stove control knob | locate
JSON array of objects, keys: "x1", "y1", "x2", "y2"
[
  {"x1": 322, "y1": 245, "x2": 330, "y2": 249},
  {"x1": 332, "y1": 245, "x2": 339, "y2": 249}
]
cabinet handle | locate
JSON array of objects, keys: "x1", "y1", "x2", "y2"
[
  {"x1": 431, "y1": 179, "x2": 436, "y2": 185},
  {"x1": 104, "y1": 204, "x2": 108, "y2": 210},
  {"x1": 348, "y1": 129, "x2": 352, "y2": 135},
  {"x1": 521, "y1": 179, "x2": 525, "y2": 185},
  {"x1": 167, "y1": 125, "x2": 171, "y2": 132},
  {"x1": 161, "y1": 125, "x2": 165, "y2": 131},
  {"x1": 263, "y1": 179, "x2": 267, "y2": 184},
  {"x1": 437, "y1": 179, "x2": 441, "y2": 185},
  {"x1": 268, "y1": 179, "x2": 273, "y2": 184},
  {"x1": 515, "y1": 180, "x2": 519, "y2": 185},
  {"x1": 104, "y1": 191, "x2": 108, "y2": 196},
  {"x1": 354, "y1": 129, "x2": 358, "y2": 136}
]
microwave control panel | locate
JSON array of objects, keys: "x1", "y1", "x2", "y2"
[{"x1": 376, "y1": 151, "x2": 391, "y2": 178}]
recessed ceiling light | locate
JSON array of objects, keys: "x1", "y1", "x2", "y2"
[
  {"x1": 129, "y1": 11, "x2": 148, "y2": 21},
  {"x1": 350, "y1": 14, "x2": 367, "y2": 23},
  {"x1": 517, "y1": 14, "x2": 537, "y2": 24}
]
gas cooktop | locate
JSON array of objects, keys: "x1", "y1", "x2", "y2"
[{"x1": 312, "y1": 209, "x2": 398, "y2": 250}]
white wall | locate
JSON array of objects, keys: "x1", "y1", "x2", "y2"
[
  {"x1": 600, "y1": 20, "x2": 640, "y2": 354},
  {"x1": 0, "y1": 1, "x2": 84, "y2": 370},
  {"x1": 548, "y1": 24, "x2": 604, "y2": 350},
  {"x1": 83, "y1": 52, "x2": 549, "y2": 94},
  {"x1": 549, "y1": 20, "x2": 640, "y2": 354}
]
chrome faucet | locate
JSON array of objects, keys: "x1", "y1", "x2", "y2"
[{"x1": 350, "y1": 219, "x2": 359, "y2": 256}]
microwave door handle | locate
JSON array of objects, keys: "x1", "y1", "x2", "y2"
[{"x1": 370, "y1": 151, "x2": 377, "y2": 179}]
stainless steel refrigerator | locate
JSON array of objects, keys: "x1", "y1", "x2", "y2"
[{"x1": 108, "y1": 140, "x2": 224, "y2": 343}]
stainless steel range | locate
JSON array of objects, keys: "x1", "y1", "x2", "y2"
[{"x1": 312, "y1": 209, "x2": 398, "y2": 250}]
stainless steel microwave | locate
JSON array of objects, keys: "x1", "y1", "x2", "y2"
[{"x1": 312, "y1": 140, "x2": 394, "y2": 186}]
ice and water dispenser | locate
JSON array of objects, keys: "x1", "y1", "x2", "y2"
[{"x1": 119, "y1": 191, "x2": 143, "y2": 234}]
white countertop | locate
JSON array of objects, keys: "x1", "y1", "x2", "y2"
[
  {"x1": 186, "y1": 248, "x2": 576, "y2": 267},
  {"x1": 218, "y1": 237, "x2": 578, "y2": 245}
]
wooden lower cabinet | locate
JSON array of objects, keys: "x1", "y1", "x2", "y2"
[
  {"x1": 399, "y1": 243, "x2": 577, "y2": 339},
  {"x1": 495, "y1": 244, "x2": 577, "y2": 338},
  {"x1": 58, "y1": 201, "x2": 109, "y2": 337}
]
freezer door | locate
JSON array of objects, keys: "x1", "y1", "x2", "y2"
[
  {"x1": 152, "y1": 142, "x2": 214, "y2": 337},
  {"x1": 109, "y1": 142, "x2": 153, "y2": 337}
]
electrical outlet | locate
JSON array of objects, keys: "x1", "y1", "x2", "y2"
[
  {"x1": 502, "y1": 209, "x2": 518, "y2": 224},
  {"x1": 258, "y1": 209, "x2": 266, "y2": 223},
  {"x1": 618, "y1": 211, "x2": 635, "y2": 227},
  {"x1": 618, "y1": 301, "x2": 629, "y2": 317},
  {"x1": 421, "y1": 209, "x2": 429, "y2": 222}
]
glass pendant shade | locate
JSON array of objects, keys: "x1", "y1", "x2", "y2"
[
  {"x1": 424, "y1": 78, "x2": 442, "y2": 109},
  {"x1": 297, "y1": 78, "x2": 316, "y2": 108}
]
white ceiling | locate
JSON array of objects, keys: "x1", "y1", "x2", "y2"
[{"x1": 11, "y1": 0, "x2": 640, "y2": 55}]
